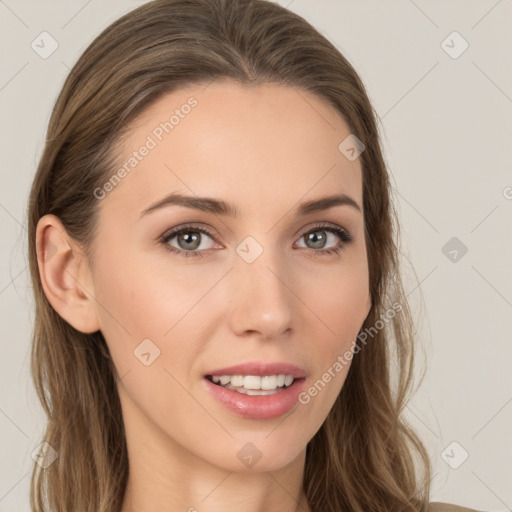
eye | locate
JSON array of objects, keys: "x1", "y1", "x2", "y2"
[
  {"x1": 159, "y1": 224, "x2": 217, "y2": 258},
  {"x1": 159, "y1": 222, "x2": 353, "y2": 258},
  {"x1": 295, "y1": 222, "x2": 353, "y2": 257}
]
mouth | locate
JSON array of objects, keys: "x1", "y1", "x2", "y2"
[
  {"x1": 204, "y1": 374, "x2": 303, "y2": 395},
  {"x1": 201, "y1": 361, "x2": 307, "y2": 418},
  {"x1": 202, "y1": 373, "x2": 307, "y2": 419}
]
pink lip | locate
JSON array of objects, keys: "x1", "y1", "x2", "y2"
[
  {"x1": 203, "y1": 376, "x2": 306, "y2": 419},
  {"x1": 204, "y1": 361, "x2": 306, "y2": 378}
]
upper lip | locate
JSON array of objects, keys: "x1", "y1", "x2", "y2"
[{"x1": 205, "y1": 361, "x2": 306, "y2": 378}]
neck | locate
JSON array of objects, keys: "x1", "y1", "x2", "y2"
[{"x1": 120, "y1": 453, "x2": 311, "y2": 512}]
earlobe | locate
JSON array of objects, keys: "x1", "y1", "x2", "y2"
[{"x1": 36, "y1": 214, "x2": 101, "y2": 334}]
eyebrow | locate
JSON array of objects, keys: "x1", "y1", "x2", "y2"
[{"x1": 139, "y1": 192, "x2": 362, "y2": 219}]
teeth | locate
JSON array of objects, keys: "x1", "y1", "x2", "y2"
[
  {"x1": 260, "y1": 375, "x2": 276, "y2": 390},
  {"x1": 231, "y1": 375, "x2": 244, "y2": 387},
  {"x1": 209, "y1": 373, "x2": 296, "y2": 391}
]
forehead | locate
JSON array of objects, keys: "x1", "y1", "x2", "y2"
[{"x1": 100, "y1": 81, "x2": 363, "y2": 221}]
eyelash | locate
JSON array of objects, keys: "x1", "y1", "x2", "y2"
[{"x1": 159, "y1": 222, "x2": 353, "y2": 258}]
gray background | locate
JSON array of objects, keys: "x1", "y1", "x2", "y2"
[{"x1": 1, "y1": 0, "x2": 511, "y2": 511}]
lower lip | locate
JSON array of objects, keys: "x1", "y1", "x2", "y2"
[{"x1": 202, "y1": 377, "x2": 306, "y2": 420}]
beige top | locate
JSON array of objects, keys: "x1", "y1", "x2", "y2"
[{"x1": 429, "y1": 502, "x2": 482, "y2": 512}]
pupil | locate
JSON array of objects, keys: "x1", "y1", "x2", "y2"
[
  {"x1": 308, "y1": 231, "x2": 326, "y2": 249},
  {"x1": 179, "y1": 231, "x2": 200, "y2": 250}
]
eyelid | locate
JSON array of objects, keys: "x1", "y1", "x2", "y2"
[
  {"x1": 159, "y1": 222, "x2": 218, "y2": 243},
  {"x1": 160, "y1": 221, "x2": 350, "y2": 240}
]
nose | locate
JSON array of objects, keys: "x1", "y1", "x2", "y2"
[{"x1": 228, "y1": 250, "x2": 294, "y2": 340}]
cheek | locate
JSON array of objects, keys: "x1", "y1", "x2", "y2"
[
  {"x1": 90, "y1": 254, "x2": 205, "y2": 419},
  {"x1": 298, "y1": 264, "x2": 368, "y2": 417},
  {"x1": 298, "y1": 266, "x2": 368, "y2": 412},
  {"x1": 307, "y1": 261, "x2": 369, "y2": 345},
  {"x1": 91, "y1": 249, "x2": 217, "y2": 385},
  {"x1": 93, "y1": 249, "x2": 198, "y2": 336}
]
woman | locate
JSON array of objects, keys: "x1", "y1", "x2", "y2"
[{"x1": 27, "y1": 0, "x2": 481, "y2": 511}]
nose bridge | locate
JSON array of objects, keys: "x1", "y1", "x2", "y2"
[{"x1": 230, "y1": 238, "x2": 294, "y2": 338}]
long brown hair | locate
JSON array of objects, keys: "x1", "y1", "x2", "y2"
[{"x1": 27, "y1": 0, "x2": 432, "y2": 510}]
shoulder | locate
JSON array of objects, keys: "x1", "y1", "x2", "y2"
[{"x1": 429, "y1": 502, "x2": 482, "y2": 512}]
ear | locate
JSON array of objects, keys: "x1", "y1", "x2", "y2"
[{"x1": 35, "y1": 214, "x2": 100, "y2": 334}]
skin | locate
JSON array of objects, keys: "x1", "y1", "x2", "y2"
[{"x1": 36, "y1": 81, "x2": 372, "y2": 512}]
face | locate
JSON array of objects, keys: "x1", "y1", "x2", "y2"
[{"x1": 84, "y1": 81, "x2": 371, "y2": 472}]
